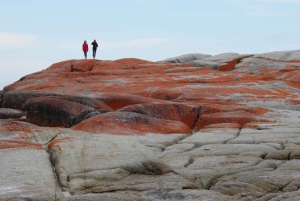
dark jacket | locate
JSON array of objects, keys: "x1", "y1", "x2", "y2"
[{"x1": 91, "y1": 41, "x2": 98, "y2": 49}]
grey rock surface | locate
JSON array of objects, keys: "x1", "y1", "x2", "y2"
[
  {"x1": 188, "y1": 60, "x2": 219, "y2": 70},
  {"x1": 254, "y1": 50, "x2": 300, "y2": 61},
  {"x1": 0, "y1": 148, "x2": 64, "y2": 201},
  {"x1": 49, "y1": 133, "x2": 195, "y2": 194},
  {"x1": 161, "y1": 53, "x2": 211, "y2": 63},
  {"x1": 0, "y1": 108, "x2": 25, "y2": 119},
  {"x1": 201, "y1": 53, "x2": 249, "y2": 62},
  {"x1": 64, "y1": 189, "x2": 234, "y2": 201}
]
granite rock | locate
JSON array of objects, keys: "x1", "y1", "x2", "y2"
[{"x1": 1, "y1": 51, "x2": 300, "y2": 200}]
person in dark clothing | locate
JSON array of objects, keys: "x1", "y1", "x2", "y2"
[{"x1": 91, "y1": 40, "x2": 98, "y2": 59}]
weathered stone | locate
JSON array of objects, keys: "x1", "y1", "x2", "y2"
[
  {"x1": 228, "y1": 122, "x2": 300, "y2": 144},
  {"x1": 0, "y1": 148, "x2": 64, "y2": 201},
  {"x1": 48, "y1": 134, "x2": 196, "y2": 194},
  {"x1": 1, "y1": 50, "x2": 300, "y2": 199},
  {"x1": 194, "y1": 111, "x2": 269, "y2": 131},
  {"x1": 64, "y1": 189, "x2": 234, "y2": 201},
  {"x1": 0, "y1": 119, "x2": 63, "y2": 148},
  {"x1": 187, "y1": 53, "x2": 251, "y2": 71},
  {"x1": 188, "y1": 60, "x2": 220, "y2": 70},
  {"x1": 24, "y1": 97, "x2": 95, "y2": 127},
  {"x1": 71, "y1": 111, "x2": 191, "y2": 135},
  {"x1": 163, "y1": 143, "x2": 195, "y2": 155},
  {"x1": 161, "y1": 53, "x2": 211, "y2": 63},
  {"x1": 264, "y1": 150, "x2": 290, "y2": 160},
  {"x1": 254, "y1": 50, "x2": 300, "y2": 62},
  {"x1": 0, "y1": 108, "x2": 25, "y2": 119},
  {"x1": 118, "y1": 103, "x2": 200, "y2": 129},
  {"x1": 211, "y1": 165, "x2": 300, "y2": 198},
  {"x1": 127, "y1": 133, "x2": 187, "y2": 149},
  {"x1": 180, "y1": 128, "x2": 240, "y2": 147},
  {"x1": 182, "y1": 144, "x2": 276, "y2": 158}
]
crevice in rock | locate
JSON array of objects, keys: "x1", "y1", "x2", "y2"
[
  {"x1": 224, "y1": 128, "x2": 242, "y2": 144},
  {"x1": 183, "y1": 157, "x2": 195, "y2": 168},
  {"x1": 279, "y1": 181, "x2": 291, "y2": 191},
  {"x1": 42, "y1": 131, "x2": 64, "y2": 148},
  {"x1": 206, "y1": 159, "x2": 276, "y2": 190},
  {"x1": 46, "y1": 147, "x2": 65, "y2": 199},
  {"x1": 287, "y1": 152, "x2": 291, "y2": 160},
  {"x1": 82, "y1": 134, "x2": 88, "y2": 192},
  {"x1": 191, "y1": 107, "x2": 201, "y2": 133}
]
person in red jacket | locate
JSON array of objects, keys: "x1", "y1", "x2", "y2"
[{"x1": 82, "y1": 40, "x2": 88, "y2": 59}]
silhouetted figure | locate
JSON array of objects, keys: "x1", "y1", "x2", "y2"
[
  {"x1": 91, "y1": 40, "x2": 98, "y2": 59},
  {"x1": 82, "y1": 40, "x2": 88, "y2": 59}
]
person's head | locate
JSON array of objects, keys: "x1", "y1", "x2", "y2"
[
  {"x1": 93, "y1": 40, "x2": 96, "y2": 42},
  {"x1": 84, "y1": 40, "x2": 87, "y2": 44}
]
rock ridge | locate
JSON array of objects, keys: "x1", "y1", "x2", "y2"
[{"x1": 1, "y1": 50, "x2": 300, "y2": 200}]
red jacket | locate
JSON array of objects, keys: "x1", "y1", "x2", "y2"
[{"x1": 82, "y1": 43, "x2": 88, "y2": 52}]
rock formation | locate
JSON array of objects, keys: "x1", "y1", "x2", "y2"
[{"x1": 1, "y1": 50, "x2": 300, "y2": 200}]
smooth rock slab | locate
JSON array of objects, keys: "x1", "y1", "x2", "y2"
[
  {"x1": 0, "y1": 119, "x2": 63, "y2": 147},
  {"x1": 49, "y1": 134, "x2": 194, "y2": 194},
  {"x1": 258, "y1": 191, "x2": 300, "y2": 201},
  {"x1": 228, "y1": 122, "x2": 300, "y2": 144},
  {"x1": 127, "y1": 133, "x2": 188, "y2": 150},
  {"x1": 71, "y1": 111, "x2": 191, "y2": 135},
  {"x1": 161, "y1": 53, "x2": 211, "y2": 63},
  {"x1": 186, "y1": 155, "x2": 262, "y2": 171},
  {"x1": 64, "y1": 189, "x2": 234, "y2": 201},
  {"x1": 0, "y1": 108, "x2": 25, "y2": 119},
  {"x1": 182, "y1": 144, "x2": 277, "y2": 158},
  {"x1": 179, "y1": 128, "x2": 240, "y2": 147},
  {"x1": 0, "y1": 148, "x2": 64, "y2": 201},
  {"x1": 212, "y1": 164, "x2": 300, "y2": 198},
  {"x1": 118, "y1": 103, "x2": 200, "y2": 129},
  {"x1": 254, "y1": 50, "x2": 300, "y2": 62}
]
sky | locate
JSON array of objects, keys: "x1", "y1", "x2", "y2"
[{"x1": 1, "y1": 0, "x2": 300, "y2": 89}]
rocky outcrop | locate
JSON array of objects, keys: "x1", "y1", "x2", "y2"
[
  {"x1": 1, "y1": 50, "x2": 300, "y2": 200},
  {"x1": 0, "y1": 108, "x2": 25, "y2": 119},
  {"x1": 161, "y1": 53, "x2": 212, "y2": 63}
]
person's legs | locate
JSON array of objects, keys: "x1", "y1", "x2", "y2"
[
  {"x1": 84, "y1": 51, "x2": 87, "y2": 59},
  {"x1": 93, "y1": 48, "x2": 96, "y2": 59}
]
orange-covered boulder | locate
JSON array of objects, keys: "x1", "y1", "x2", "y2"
[
  {"x1": 71, "y1": 111, "x2": 192, "y2": 135},
  {"x1": 24, "y1": 97, "x2": 96, "y2": 127},
  {"x1": 118, "y1": 103, "x2": 200, "y2": 129},
  {"x1": 194, "y1": 110, "x2": 271, "y2": 131}
]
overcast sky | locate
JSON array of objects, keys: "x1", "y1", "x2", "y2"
[{"x1": 1, "y1": 0, "x2": 300, "y2": 89}]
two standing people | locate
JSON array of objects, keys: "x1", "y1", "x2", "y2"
[{"x1": 82, "y1": 40, "x2": 98, "y2": 59}]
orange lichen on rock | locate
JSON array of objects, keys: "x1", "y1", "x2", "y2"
[
  {"x1": 118, "y1": 103, "x2": 200, "y2": 129},
  {"x1": 194, "y1": 110, "x2": 272, "y2": 131},
  {"x1": 47, "y1": 137, "x2": 72, "y2": 150},
  {"x1": 71, "y1": 111, "x2": 192, "y2": 135},
  {"x1": 2, "y1": 52, "x2": 300, "y2": 135},
  {"x1": 201, "y1": 123, "x2": 242, "y2": 131},
  {"x1": 0, "y1": 139, "x2": 43, "y2": 150}
]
